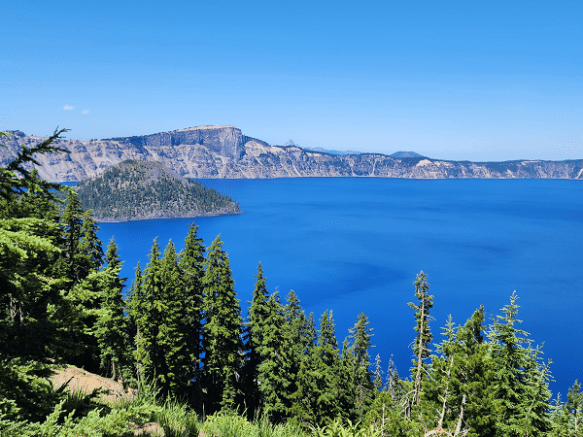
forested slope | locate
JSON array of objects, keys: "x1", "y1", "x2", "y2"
[
  {"x1": 1, "y1": 129, "x2": 582, "y2": 436},
  {"x1": 74, "y1": 160, "x2": 240, "y2": 221}
]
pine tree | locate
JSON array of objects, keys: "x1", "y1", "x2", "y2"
[
  {"x1": 293, "y1": 310, "x2": 349, "y2": 426},
  {"x1": 202, "y1": 235, "x2": 244, "y2": 411},
  {"x1": 126, "y1": 261, "x2": 145, "y2": 386},
  {"x1": 157, "y1": 239, "x2": 193, "y2": 396},
  {"x1": 137, "y1": 238, "x2": 164, "y2": 382},
  {"x1": 256, "y1": 292, "x2": 294, "y2": 422},
  {"x1": 178, "y1": 223, "x2": 206, "y2": 403},
  {"x1": 408, "y1": 271, "x2": 433, "y2": 410},
  {"x1": 178, "y1": 224, "x2": 205, "y2": 383},
  {"x1": 488, "y1": 291, "x2": 552, "y2": 436},
  {"x1": 348, "y1": 312, "x2": 375, "y2": 418},
  {"x1": 79, "y1": 210, "x2": 104, "y2": 273},
  {"x1": 59, "y1": 189, "x2": 85, "y2": 283},
  {"x1": 243, "y1": 262, "x2": 270, "y2": 416},
  {"x1": 94, "y1": 237, "x2": 129, "y2": 381}
]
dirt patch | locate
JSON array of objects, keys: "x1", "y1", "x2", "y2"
[{"x1": 49, "y1": 365, "x2": 136, "y2": 403}]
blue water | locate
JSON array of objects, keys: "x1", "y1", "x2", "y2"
[{"x1": 96, "y1": 178, "x2": 583, "y2": 397}]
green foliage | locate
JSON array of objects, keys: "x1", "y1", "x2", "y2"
[
  {"x1": 202, "y1": 235, "x2": 244, "y2": 411},
  {"x1": 407, "y1": 271, "x2": 433, "y2": 410},
  {"x1": 95, "y1": 238, "x2": 130, "y2": 381},
  {"x1": 75, "y1": 160, "x2": 239, "y2": 221}
]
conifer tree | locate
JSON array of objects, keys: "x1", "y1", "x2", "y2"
[
  {"x1": 79, "y1": 210, "x2": 104, "y2": 273},
  {"x1": 157, "y1": 240, "x2": 193, "y2": 396},
  {"x1": 348, "y1": 312, "x2": 375, "y2": 418},
  {"x1": 293, "y1": 310, "x2": 349, "y2": 426},
  {"x1": 126, "y1": 261, "x2": 145, "y2": 386},
  {"x1": 137, "y1": 238, "x2": 163, "y2": 382},
  {"x1": 408, "y1": 271, "x2": 433, "y2": 409},
  {"x1": 243, "y1": 263, "x2": 270, "y2": 416},
  {"x1": 488, "y1": 291, "x2": 552, "y2": 436},
  {"x1": 59, "y1": 189, "x2": 85, "y2": 283},
  {"x1": 256, "y1": 292, "x2": 294, "y2": 422},
  {"x1": 94, "y1": 237, "x2": 129, "y2": 381},
  {"x1": 178, "y1": 223, "x2": 206, "y2": 388},
  {"x1": 202, "y1": 235, "x2": 244, "y2": 411}
]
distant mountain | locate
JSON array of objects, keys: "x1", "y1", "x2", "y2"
[
  {"x1": 279, "y1": 141, "x2": 361, "y2": 155},
  {"x1": 389, "y1": 151, "x2": 425, "y2": 158},
  {"x1": 74, "y1": 160, "x2": 240, "y2": 221},
  {"x1": 1, "y1": 125, "x2": 583, "y2": 181},
  {"x1": 304, "y1": 147, "x2": 362, "y2": 156}
]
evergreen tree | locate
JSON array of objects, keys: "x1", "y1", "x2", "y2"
[
  {"x1": 256, "y1": 292, "x2": 294, "y2": 422},
  {"x1": 94, "y1": 237, "x2": 129, "y2": 381},
  {"x1": 79, "y1": 210, "x2": 104, "y2": 273},
  {"x1": 408, "y1": 271, "x2": 433, "y2": 410},
  {"x1": 157, "y1": 240, "x2": 193, "y2": 396},
  {"x1": 293, "y1": 311, "x2": 349, "y2": 426},
  {"x1": 136, "y1": 238, "x2": 164, "y2": 383},
  {"x1": 348, "y1": 312, "x2": 375, "y2": 418},
  {"x1": 243, "y1": 263, "x2": 270, "y2": 416},
  {"x1": 58, "y1": 189, "x2": 86, "y2": 283},
  {"x1": 202, "y1": 235, "x2": 244, "y2": 411},
  {"x1": 178, "y1": 223, "x2": 206, "y2": 403},
  {"x1": 487, "y1": 291, "x2": 552, "y2": 436},
  {"x1": 126, "y1": 261, "x2": 145, "y2": 386}
]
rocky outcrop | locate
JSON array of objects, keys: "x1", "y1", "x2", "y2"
[{"x1": 1, "y1": 126, "x2": 582, "y2": 181}]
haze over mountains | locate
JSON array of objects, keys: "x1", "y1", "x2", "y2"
[{"x1": 1, "y1": 125, "x2": 582, "y2": 182}]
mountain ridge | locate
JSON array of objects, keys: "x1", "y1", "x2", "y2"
[{"x1": 1, "y1": 126, "x2": 582, "y2": 181}]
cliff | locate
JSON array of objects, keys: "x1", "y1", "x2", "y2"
[{"x1": 2, "y1": 126, "x2": 582, "y2": 182}]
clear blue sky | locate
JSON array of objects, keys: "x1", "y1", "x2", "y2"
[{"x1": 2, "y1": 0, "x2": 582, "y2": 161}]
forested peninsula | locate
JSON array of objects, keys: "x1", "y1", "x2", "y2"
[
  {"x1": 73, "y1": 160, "x2": 240, "y2": 221},
  {"x1": 2, "y1": 129, "x2": 582, "y2": 436}
]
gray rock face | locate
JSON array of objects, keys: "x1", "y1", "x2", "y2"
[{"x1": 2, "y1": 125, "x2": 583, "y2": 181}]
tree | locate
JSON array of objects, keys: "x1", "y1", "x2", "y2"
[
  {"x1": 178, "y1": 223, "x2": 206, "y2": 404},
  {"x1": 408, "y1": 271, "x2": 433, "y2": 409},
  {"x1": 201, "y1": 235, "x2": 244, "y2": 411},
  {"x1": 136, "y1": 238, "x2": 163, "y2": 383},
  {"x1": 256, "y1": 292, "x2": 294, "y2": 422},
  {"x1": 348, "y1": 312, "x2": 375, "y2": 418},
  {"x1": 242, "y1": 262, "x2": 270, "y2": 416},
  {"x1": 156, "y1": 239, "x2": 193, "y2": 396},
  {"x1": 126, "y1": 261, "x2": 145, "y2": 386},
  {"x1": 487, "y1": 291, "x2": 552, "y2": 436},
  {"x1": 94, "y1": 237, "x2": 129, "y2": 381}
]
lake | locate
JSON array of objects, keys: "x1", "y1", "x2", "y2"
[{"x1": 96, "y1": 177, "x2": 583, "y2": 397}]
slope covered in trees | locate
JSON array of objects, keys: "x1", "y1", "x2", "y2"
[
  {"x1": 1, "y1": 129, "x2": 582, "y2": 436},
  {"x1": 75, "y1": 160, "x2": 240, "y2": 221}
]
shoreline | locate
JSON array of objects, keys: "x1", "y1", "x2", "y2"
[{"x1": 94, "y1": 209, "x2": 242, "y2": 223}]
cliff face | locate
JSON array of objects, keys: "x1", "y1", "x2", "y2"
[{"x1": 2, "y1": 126, "x2": 583, "y2": 182}]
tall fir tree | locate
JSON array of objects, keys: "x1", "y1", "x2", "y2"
[
  {"x1": 178, "y1": 223, "x2": 206, "y2": 403},
  {"x1": 487, "y1": 291, "x2": 552, "y2": 436},
  {"x1": 348, "y1": 312, "x2": 375, "y2": 419},
  {"x1": 408, "y1": 271, "x2": 433, "y2": 410},
  {"x1": 256, "y1": 292, "x2": 294, "y2": 422},
  {"x1": 243, "y1": 262, "x2": 270, "y2": 417},
  {"x1": 202, "y1": 235, "x2": 244, "y2": 411},
  {"x1": 94, "y1": 237, "x2": 129, "y2": 381},
  {"x1": 137, "y1": 238, "x2": 164, "y2": 383},
  {"x1": 157, "y1": 240, "x2": 193, "y2": 397},
  {"x1": 126, "y1": 261, "x2": 145, "y2": 386}
]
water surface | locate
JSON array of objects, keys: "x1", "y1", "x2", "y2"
[{"x1": 97, "y1": 178, "x2": 583, "y2": 396}]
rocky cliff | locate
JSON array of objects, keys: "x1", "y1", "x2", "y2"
[{"x1": 2, "y1": 126, "x2": 582, "y2": 181}]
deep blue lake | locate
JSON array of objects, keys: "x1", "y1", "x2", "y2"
[{"x1": 96, "y1": 178, "x2": 583, "y2": 397}]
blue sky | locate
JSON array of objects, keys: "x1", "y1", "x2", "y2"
[{"x1": 2, "y1": 0, "x2": 582, "y2": 161}]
